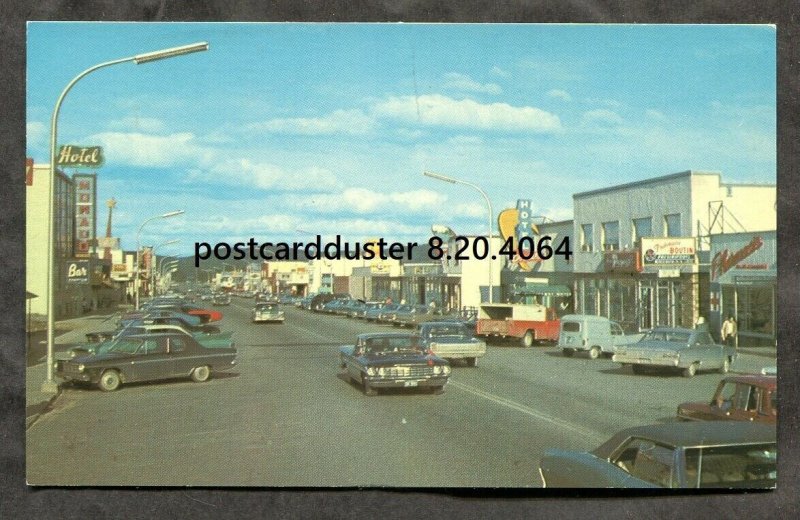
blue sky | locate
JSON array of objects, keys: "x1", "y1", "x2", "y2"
[{"x1": 26, "y1": 23, "x2": 776, "y2": 256}]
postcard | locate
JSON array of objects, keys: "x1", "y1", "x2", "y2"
[{"x1": 26, "y1": 22, "x2": 776, "y2": 487}]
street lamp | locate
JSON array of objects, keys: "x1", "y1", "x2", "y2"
[
  {"x1": 150, "y1": 239, "x2": 180, "y2": 297},
  {"x1": 42, "y1": 41, "x2": 209, "y2": 394},
  {"x1": 135, "y1": 211, "x2": 184, "y2": 309},
  {"x1": 424, "y1": 170, "x2": 495, "y2": 304}
]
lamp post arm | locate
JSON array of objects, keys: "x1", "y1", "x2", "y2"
[{"x1": 455, "y1": 179, "x2": 494, "y2": 303}]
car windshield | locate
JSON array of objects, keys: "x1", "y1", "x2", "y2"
[
  {"x1": 362, "y1": 336, "x2": 421, "y2": 355},
  {"x1": 642, "y1": 330, "x2": 691, "y2": 343},
  {"x1": 428, "y1": 324, "x2": 468, "y2": 338},
  {"x1": 107, "y1": 338, "x2": 143, "y2": 354},
  {"x1": 256, "y1": 304, "x2": 276, "y2": 311}
]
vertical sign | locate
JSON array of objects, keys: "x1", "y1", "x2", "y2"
[{"x1": 73, "y1": 173, "x2": 97, "y2": 258}]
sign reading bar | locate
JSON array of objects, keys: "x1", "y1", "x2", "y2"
[
  {"x1": 641, "y1": 237, "x2": 696, "y2": 265},
  {"x1": 57, "y1": 146, "x2": 104, "y2": 168},
  {"x1": 65, "y1": 260, "x2": 89, "y2": 284}
]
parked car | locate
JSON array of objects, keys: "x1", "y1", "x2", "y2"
[
  {"x1": 252, "y1": 303, "x2": 285, "y2": 323},
  {"x1": 374, "y1": 303, "x2": 401, "y2": 323},
  {"x1": 359, "y1": 302, "x2": 385, "y2": 320},
  {"x1": 538, "y1": 421, "x2": 776, "y2": 488},
  {"x1": 416, "y1": 321, "x2": 486, "y2": 367},
  {"x1": 384, "y1": 304, "x2": 413, "y2": 325},
  {"x1": 338, "y1": 333, "x2": 451, "y2": 395},
  {"x1": 56, "y1": 333, "x2": 238, "y2": 391},
  {"x1": 612, "y1": 327, "x2": 736, "y2": 377},
  {"x1": 677, "y1": 374, "x2": 777, "y2": 424},
  {"x1": 558, "y1": 314, "x2": 639, "y2": 359}
]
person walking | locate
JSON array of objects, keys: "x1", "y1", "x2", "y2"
[{"x1": 721, "y1": 316, "x2": 737, "y2": 348}]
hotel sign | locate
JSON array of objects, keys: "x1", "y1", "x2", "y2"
[
  {"x1": 641, "y1": 237, "x2": 696, "y2": 265},
  {"x1": 57, "y1": 145, "x2": 104, "y2": 168}
]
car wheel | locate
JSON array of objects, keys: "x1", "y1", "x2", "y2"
[
  {"x1": 588, "y1": 346, "x2": 601, "y2": 360},
  {"x1": 98, "y1": 369, "x2": 121, "y2": 392},
  {"x1": 682, "y1": 363, "x2": 698, "y2": 378},
  {"x1": 719, "y1": 358, "x2": 731, "y2": 374},
  {"x1": 466, "y1": 357, "x2": 478, "y2": 367},
  {"x1": 562, "y1": 348, "x2": 575, "y2": 357},
  {"x1": 191, "y1": 365, "x2": 211, "y2": 382},
  {"x1": 362, "y1": 376, "x2": 377, "y2": 396},
  {"x1": 521, "y1": 330, "x2": 534, "y2": 348}
]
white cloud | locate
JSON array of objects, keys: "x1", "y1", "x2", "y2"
[
  {"x1": 285, "y1": 187, "x2": 448, "y2": 215},
  {"x1": 547, "y1": 89, "x2": 572, "y2": 102},
  {"x1": 490, "y1": 66, "x2": 510, "y2": 78},
  {"x1": 581, "y1": 109, "x2": 625, "y2": 127},
  {"x1": 645, "y1": 109, "x2": 667, "y2": 122},
  {"x1": 201, "y1": 159, "x2": 339, "y2": 192},
  {"x1": 108, "y1": 116, "x2": 166, "y2": 133},
  {"x1": 251, "y1": 109, "x2": 375, "y2": 135},
  {"x1": 26, "y1": 121, "x2": 47, "y2": 149},
  {"x1": 372, "y1": 94, "x2": 562, "y2": 133},
  {"x1": 442, "y1": 72, "x2": 502, "y2": 95},
  {"x1": 89, "y1": 131, "x2": 210, "y2": 167}
]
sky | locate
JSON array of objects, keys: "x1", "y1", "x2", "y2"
[{"x1": 26, "y1": 23, "x2": 776, "y2": 257}]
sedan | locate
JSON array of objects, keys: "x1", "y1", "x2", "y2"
[
  {"x1": 539, "y1": 421, "x2": 776, "y2": 488},
  {"x1": 338, "y1": 333, "x2": 451, "y2": 395},
  {"x1": 612, "y1": 327, "x2": 736, "y2": 377},
  {"x1": 252, "y1": 303, "x2": 285, "y2": 323}
]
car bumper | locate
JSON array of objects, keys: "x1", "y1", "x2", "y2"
[
  {"x1": 612, "y1": 354, "x2": 679, "y2": 367},
  {"x1": 253, "y1": 316, "x2": 285, "y2": 322},
  {"x1": 363, "y1": 376, "x2": 449, "y2": 388}
]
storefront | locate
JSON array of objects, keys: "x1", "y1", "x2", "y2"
[{"x1": 709, "y1": 232, "x2": 776, "y2": 348}]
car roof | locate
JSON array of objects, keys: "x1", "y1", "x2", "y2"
[
  {"x1": 723, "y1": 374, "x2": 777, "y2": 388},
  {"x1": 647, "y1": 327, "x2": 696, "y2": 334},
  {"x1": 592, "y1": 421, "x2": 776, "y2": 458},
  {"x1": 357, "y1": 332, "x2": 416, "y2": 340}
]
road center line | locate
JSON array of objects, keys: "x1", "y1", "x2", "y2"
[{"x1": 448, "y1": 380, "x2": 602, "y2": 443}]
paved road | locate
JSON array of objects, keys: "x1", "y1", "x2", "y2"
[{"x1": 28, "y1": 300, "x2": 739, "y2": 487}]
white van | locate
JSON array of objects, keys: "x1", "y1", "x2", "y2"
[{"x1": 558, "y1": 314, "x2": 627, "y2": 359}]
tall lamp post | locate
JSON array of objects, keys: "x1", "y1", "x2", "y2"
[
  {"x1": 135, "y1": 211, "x2": 184, "y2": 309},
  {"x1": 424, "y1": 171, "x2": 494, "y2": 304},
  {"x1": 150, "y1": 239, "x2": 180, "y2": 297},
  {"x1": 42, "y1": 42, "x2": 209, "y2": 394}
]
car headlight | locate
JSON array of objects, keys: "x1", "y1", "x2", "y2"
[
  {"x1": 366, "y1": 367, "x2": 376, "y2": 376},
  {"x1": 443, "y1": 365, "x2": 451, "y2": 375},
  {"x1": 433, "y1": 365, "x2": 442, "y2": 375},
  {"x1": 78, "y1": 364, "x2": 85, "y2": 372},
  {"x1": 377, "y1": 367, "x2": 385, "y2": 376}
]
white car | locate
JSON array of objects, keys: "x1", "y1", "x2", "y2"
[{"x1": 252, "y1": 303, "x2": 285, "y2": 323}]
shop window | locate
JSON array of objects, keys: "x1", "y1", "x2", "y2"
[
  {"x1": 632, "y1": 217, "x2": 652, "y2": 246},
  {"x1": 664, "y1": 213, "x2": 682, "y2": 237},
  {"x1": 581, "y1": 224, "x2": 594, "y2": 252},
  {"x1": 602, "y1": 221, "x2": 620, "y2": 251}
]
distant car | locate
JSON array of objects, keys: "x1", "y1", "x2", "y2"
[
  {"x1": 538, "y1": 421, "x2": 776, "y2": 488},
  {"x1": 252, "y1": 303, "x2": 285, "y2": 323},
  {"x1": 56, "y1": 333, "x2": 238, "y2": 391},
  {"x1": 360, "y1": 302, "x2": 385, "y2": 320},
  {"x1": 677, "y1": 374, "x2": 777, "y2": 424},
  {"x1": 212, "y1": 293, "x2": 231, "y2": 306},
  {"x1": 612, "y1": 327, "x2": 736, "y2": 377},
  {"x1": 416, "y1": 321, "x2": 486, "y2": 367},
  {"x1": 338, "y1": 333, "x2": 451, "y2": 395},
  {"x1": 558, "y1": 314, "x2": 636, "y2": 359}
]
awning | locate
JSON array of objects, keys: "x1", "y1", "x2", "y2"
[{"x1": 515, "y1": 284, "x2": 572, "y2": 297}]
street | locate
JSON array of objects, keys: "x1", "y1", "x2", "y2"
[{"x1": 26, "y1": 300, "x2": 743, "y2": 487}]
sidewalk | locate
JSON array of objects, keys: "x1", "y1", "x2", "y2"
[{"x1": 26, "y1": 310, "x2": 121, "y2": 429}]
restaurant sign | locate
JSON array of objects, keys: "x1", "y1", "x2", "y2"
[
  {"x1": 57, "y1": 146, "x2": 104, "y2": 168},
  {"x1": 641, "y1": 237, "x2": 696, "y2": 265}
]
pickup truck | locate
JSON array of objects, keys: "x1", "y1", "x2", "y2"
[{"x1": 476, "y1": 303, "x2": 560, "y2": 347}]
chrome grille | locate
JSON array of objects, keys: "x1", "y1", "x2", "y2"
[{"x1": 384, "y1": 365, "x2": 434, "y2": 378}]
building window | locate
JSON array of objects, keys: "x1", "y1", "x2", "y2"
[
  {"x1": 632, "y1": 217, "x2": 652, "y2": 246},
  {"x1": 664, "y1": 213, "x2": 682, "y2": 237},
  {"x1": 602, "y1": 221, "x2": 620, "y2": 251},
  {"x1": 581, "y1": 224, "x2": 594, "y2": 252}
]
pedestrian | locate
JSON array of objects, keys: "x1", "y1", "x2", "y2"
[{"x1": 721, "y1": 316, "x2": 737, "y2": 348}]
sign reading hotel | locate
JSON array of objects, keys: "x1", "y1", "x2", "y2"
[
  {"x1": 73, "y1": 173, "x2": 97, "y2": 258},
  {"x1": 498, "y1": 199, "x2": 541, "y2": 271},
  {"x1": 57, "y1": 145, "x2": 104, "y2": 168},
  {"x1": 641, "y1": 237, "x2": 696, "y2": 265}
]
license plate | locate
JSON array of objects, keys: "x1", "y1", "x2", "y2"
[{"x1": 403, "y1": 381, "x2": 418, "y2": 387}]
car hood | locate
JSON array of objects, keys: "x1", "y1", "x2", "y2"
[{"x1": 363, "y1": 353, "x2": 446, "y2": 366}]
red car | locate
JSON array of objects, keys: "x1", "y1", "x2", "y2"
[
  {"x1": 676, "y1": 374, "x2": 776, "y2": 424},
  {"x1": 180, "y1": 304, "x2": 223, "y2": 323}
]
